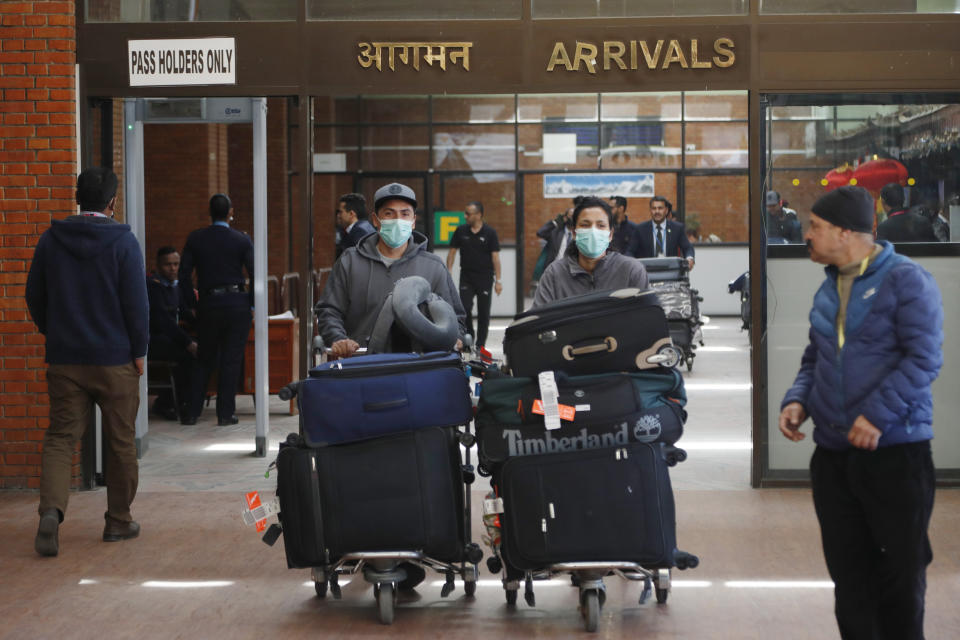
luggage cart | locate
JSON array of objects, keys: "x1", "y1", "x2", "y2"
[
  {"x1": 478, "y1": 443, "x2": 698, "y2": 633},
  {"x1": 277, "y1": 354, "x2": 483, "y2": 625},
  {"x1": 638, "y1": 257, "x2": 705, "y2": 372}
]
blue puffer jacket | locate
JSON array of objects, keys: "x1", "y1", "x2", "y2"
[{"x1": 781, "y1": 241, "x2": 943, "y2": 451}]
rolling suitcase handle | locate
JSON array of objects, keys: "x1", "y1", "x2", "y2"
[{"x1": 561, "y1": 337, "x2": 617, "y2": 360}]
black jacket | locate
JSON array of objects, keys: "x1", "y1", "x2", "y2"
[
  {"x1": 26, "y1": 215, "x2": 149, "y2": 365},
  {"x1": 876, "y1": 210, "x2": 937, "y2": 243},
  {"x1": 628, "y1": 220, "x2": 696, "y2": 260},
  {"x1": 179, "y1": 223, "x2": 254, "y2": 309}
]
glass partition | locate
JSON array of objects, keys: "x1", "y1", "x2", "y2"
[
  {"x1": 85, "y1": 0, "x2": 297, "y2": 21},
  {"x1": 308, "y1": 0, "x2": 521, "y2": 20},
  {"x1": 760, "y1": 92, "x2": 960, "y2": 485},
  {"x1": 533, "y1": 0, "x2": 747, "y2": 18},
  {"x1": 761, "y1": 0, "x2": 960, "y2": 13}
]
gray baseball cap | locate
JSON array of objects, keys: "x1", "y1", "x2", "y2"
[
  {"x1": 374, "y1": 182, "x2": 418, "y2": 210},
  {"x1": 765, "y1": 190, "x2": 780, "y2": 206}
]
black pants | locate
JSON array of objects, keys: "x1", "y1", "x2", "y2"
[
  {"x1": 459, "y1": 273, "x2": 493, "y2": 348},
  {"x1": 810, "y1": 442, "x2": 935, "y2": 640},
  {"x1": 191, "y1": 305, "x2": 252, "y2": 421},
  {"x1": 148, "y1": 336, "x2": 200, "y2": 417}
]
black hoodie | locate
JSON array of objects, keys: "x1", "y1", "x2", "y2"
[{"x1": 26, "y1": 215, "x2": 149, "y2": 365}]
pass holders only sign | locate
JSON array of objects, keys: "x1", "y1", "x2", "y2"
[
  {"x1": 129, "y1": 37, "x2": 236, "y2": 87},
  {"x1": 434, "y1": 211, "x2": 465, "y2": 246}
]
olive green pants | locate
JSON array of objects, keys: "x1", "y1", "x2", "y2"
[{"x1": 39, "y1": 363, "x2": 140, "y2": 523}]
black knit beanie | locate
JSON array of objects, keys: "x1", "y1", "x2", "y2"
[{"x1": 811, "y1": 186, "x2": 875, "y2": 233}]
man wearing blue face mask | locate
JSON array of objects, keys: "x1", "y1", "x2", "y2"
[
  {"x1": 316, "y1": 182, "x2": 467, "y2": 359},
  {"x1": 532, "y1": 196, "x2": 649, "y2": 308}
]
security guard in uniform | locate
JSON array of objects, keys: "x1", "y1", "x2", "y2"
[{"x1": 179, "y1": 194, "x2": 254, "y2": 426}]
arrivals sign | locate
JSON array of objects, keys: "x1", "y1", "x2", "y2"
[{"x1": 128, "y1": 37, "x2": 236, "y2": 87}]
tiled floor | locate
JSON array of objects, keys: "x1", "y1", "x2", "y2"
[{"x1": 2, "y1": 318, "x2": 958, "y2": 639}]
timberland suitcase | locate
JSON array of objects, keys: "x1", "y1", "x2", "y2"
[
  {"x1": 298, "y1": 351, "x2": 472, "y2": 447},
  {"x1": 316, "y1": 426, "x2": 465, "y2": 562},
  {"x1": 498, "y1": 442, "x2": 677, "y2": 570},
  {"x1": 503, "y1": 288, "x2": 675, "y2": 377},
  {"x1": 475, "y1": 370, "x2": 686, "y2": 471},
  {"x1": 275, "y1": 441, "x2": 326, "y2": 569}
]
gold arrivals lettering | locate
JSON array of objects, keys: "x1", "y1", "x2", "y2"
[
  {"x1": 546, "y1": 41, "x2": 574, "y2": 71},
  {"x1": 573, "y1": 41, "x2": 599, "y2": 74},
  {"x1": 661, "y1": 40, "x2": 688, "y2": 69},
  {"x1": 713, "y1": 37, "x2": 735, "y2": 68},
  {"x1": 546, "y1": 38, "x2": 736, "y2": 73}
]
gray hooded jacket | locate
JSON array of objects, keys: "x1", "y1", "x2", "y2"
[
  {"x1": 316, "y1": 231, "x2": 467, "y2": 347},
  {"x1": 533, "y1": 251, "x2": 649, "y2": 308}
]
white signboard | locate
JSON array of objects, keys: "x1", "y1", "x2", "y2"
[
  {"x1": 129, "y1": 38, "x2": 236, "y2": 87},
  {"x1": 543, "y1": 173, "x2": 655, "y2": 199}
]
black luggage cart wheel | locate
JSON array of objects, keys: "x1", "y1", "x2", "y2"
[
  {"x1": 375, "y1": 582, "x2": 396, "y2": 625},
  {"x1": 581, "y1": 590, "x2": 600, "y2": 632}
]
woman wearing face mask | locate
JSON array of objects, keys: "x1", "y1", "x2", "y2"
[{"x1": 532, "y1": 197, "x2": 649, "y2": 308}]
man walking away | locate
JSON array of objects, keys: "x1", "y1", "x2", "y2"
[{"x1": 26, "y1": 167, "x2": 149, "y2": 556}]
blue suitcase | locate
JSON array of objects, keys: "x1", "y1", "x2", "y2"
[{"x1": 298, "y1": 351, "x2": 472, "y2": 447}]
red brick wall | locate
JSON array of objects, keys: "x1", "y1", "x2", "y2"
[{"x1": 0, "y1": 0, "x2": 76, "y2": 489}]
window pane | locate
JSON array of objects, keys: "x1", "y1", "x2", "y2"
[
  {"x1": 308, "y1": 0, "x2": 521, "y2": 20},
  {"x1": 765, "y1": 95, "x2": 960, "y2": 245},
  {"x1": 684, "y1": 122, "x2": 748, "y2": 168},
  {"x1": 685, "y1": 90, "x2": 748, "y2": 120},
  {"x1": 362, "y1": 97, "x2": 429, "y2": 124},
  {"x1": 601, "y1": 92, "x2": 682, "y2": 122},
  {"x1": 518, "y1": 94, "x2": 598, "y2": 123},
  {"x1": 684, "y1": 174, "x2": 748, "y2": 243},
  {"x1": 361, "y1": 126, "x2": 429, "y2": 171},
  {"x1": 433, "y1": 125, "x2": 516, "y2": 171},
  {"x1": 600, "y1": 123, "x2": 682, "y2": 169},
  {"x1": 85, "y1": 0, "x2": 297, "y2": 22},
  {"x1": 314, "y1": 126, "x2": 359, "y2": 172},
  {"x1": 314, "y1": 97, "x2": 361, "y2": 125},
  {"x1": 432, "y1": 95, "x2": 515, "y2": 123},
  {"x1": 534, "y1": 0, "x2": 747, "y2": 18},
  {"x1": 761, "y1": 0, "x2": 960, "y2": 14},
  {"x1": 769, "y1": 119, "x2": 837, "y2": 168},
  {"x1": 440, "y1": 174, "x2": 516, "y2": 243},
  {"x1": 518, "y1": 124, "x2": 599, "y2": 170}
]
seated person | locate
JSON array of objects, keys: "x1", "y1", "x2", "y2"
[
  {"x1": 316, "y1": 181, "x2": 466, "y2": 357},
  {"x1": 146, "y1": 246, "x2": 199, "y2": 420},
  {"x1": 533, "y1": 197, "x2": 649, "y2": 308}
]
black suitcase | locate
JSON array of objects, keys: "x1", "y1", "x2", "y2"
[
  {"x1": 276, "y1": 442, "x2": 327, "y2": 569},
  {"x1": 316, "y1": 426, "x2": 465, "y2": 562},
  {"x1": 504, "y1": 288, "x2": 674, "y2": 377},
  {"x1": 475, "y1": 370, "x2": 686, "y2": 471},
  {"x1": 638, "y1": 257, "x2": 689, "y2": 284},
  {"x1": 498, "y1": 442, "x2": 677, "y2": 570}
]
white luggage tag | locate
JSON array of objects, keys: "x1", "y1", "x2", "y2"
[
  {"x1": 241, "y1": 491, "x2": 281, "y2": 531},
  {"x1": 537, "y1": 371, "x2": 562, "y2": 431}
]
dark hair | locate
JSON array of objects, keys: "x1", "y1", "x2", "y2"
[
  {"x1": 466, "y1": 201, "x2": 484, "y2": 214},
  {"x1": 339, "y1": 193, "x2": 367, "y2": 220},
  {"x1": 76, "y1": 167, "x2": 118, "y2": 212},
  {"x1": 650, "y1": 195, "x2": 669, "y2": 208},
  {"x1": 610, "y1": 195, "x2": 627, "y2": 211},
  {"x1": 209, "y1": 193, "x2": 232, "y2": 220},
  {"x1": 565, "y1": 197, "x2": 613, "y2": 258},
  {"x1": 156, "y1": 246, "x2": 178, "y2": 262},
  {"x1": 880, "y1": 183, "x2": 904, "y2": 209}
]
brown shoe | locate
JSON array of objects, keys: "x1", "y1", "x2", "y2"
[
  {"x1": 103, "y1": 519, "x2": 140, "y2": 542},
  {"x1": 35, "y1": 509, "x2": 60, "y2": 557}
]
